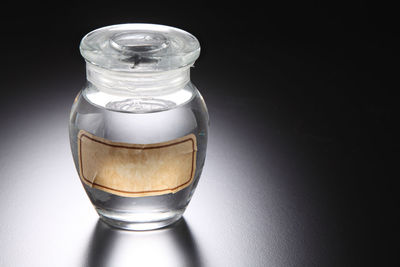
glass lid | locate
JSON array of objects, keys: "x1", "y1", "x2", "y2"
[{"x1": 80, "y1": 24, "x2": 200, "y2": 72}]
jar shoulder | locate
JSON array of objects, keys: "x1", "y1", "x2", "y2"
[{"x1": 76, "y1": 81, "x2": 205, "y2": 113}]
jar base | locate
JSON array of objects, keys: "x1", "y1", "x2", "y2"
[{"x1": 96, "y1": 208, "x2": 184, "y2": 231}]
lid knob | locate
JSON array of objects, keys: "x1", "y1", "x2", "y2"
[{"x1": 110, "y1": 32, "x2": 169, "y2": 54}]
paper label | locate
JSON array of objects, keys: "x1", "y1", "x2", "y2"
[{"x1": 78, "y1": 130, "x2": 197, "y2": 197}]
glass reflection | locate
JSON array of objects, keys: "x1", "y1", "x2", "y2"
[{"x1": 84, "y1": 218, "x2": 202, "y2": 267}]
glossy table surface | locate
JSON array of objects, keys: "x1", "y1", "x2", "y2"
[{"x1": 0, "y1": 75, "x2": 332, "y2": 266}]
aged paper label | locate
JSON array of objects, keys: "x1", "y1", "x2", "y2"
[{"x1": 78, "y1": 130, "x2": 197, "y2": 197}]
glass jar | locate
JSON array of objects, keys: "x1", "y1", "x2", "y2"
[{"x1": 69, "y1": 24, "x2": 209, "y2": 230}]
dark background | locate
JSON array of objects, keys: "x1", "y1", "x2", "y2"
[{"x1": 0, "y1": 1, "x2": 397, "y2": 266}]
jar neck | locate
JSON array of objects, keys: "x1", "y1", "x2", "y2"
[{"x1": 86, "y1": 63, "x2": 191, "y2": 96}]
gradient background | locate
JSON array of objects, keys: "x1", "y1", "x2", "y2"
[{"x1": 0, "y1": 2, "x2": 396, "y2": 266}]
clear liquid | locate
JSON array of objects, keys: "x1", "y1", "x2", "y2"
[{"x1": 69, "y1": 82, "x2": 208, "y2": 230}]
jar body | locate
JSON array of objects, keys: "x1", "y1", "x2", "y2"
[{"x1": 69, "y1": 81, "x2": 208, "y2": 230}]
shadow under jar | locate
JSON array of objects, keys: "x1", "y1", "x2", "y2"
[{"x1": 69, "y1": 24, "x2": 209, "y2": 230}]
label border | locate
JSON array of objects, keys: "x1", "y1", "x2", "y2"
[{"x1": 78, "y1": 130, "x2": 197, "y2": 196}]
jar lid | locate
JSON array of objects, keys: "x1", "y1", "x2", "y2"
[{"x1": 80, "y1": 24, "x2": 200, "y2": 72}]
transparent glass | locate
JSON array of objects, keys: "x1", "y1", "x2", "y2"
[
  {"x1": 70, "y1": 23, "x2": 207, "y2": 230},
  {"x1": 69, "y1": 81, "x2": 208, "y2": 230}
]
